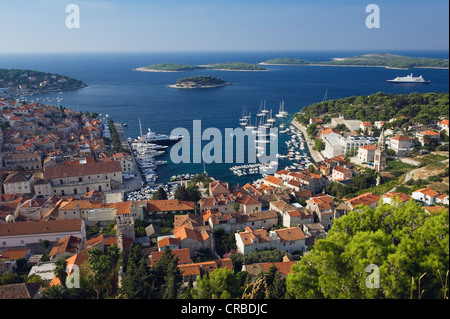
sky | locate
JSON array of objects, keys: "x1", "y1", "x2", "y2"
[{"x1": 0, "y1": 0, "x2": 448, "y2": 53}]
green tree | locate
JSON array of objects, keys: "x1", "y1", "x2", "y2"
[
  {"x1": 54, "y1": 258, "x2": 68, "y2": 288},
  {"x1": 174, "y1": 185, "x2": 188, "y2": 201},
  {"x1": 152, "y1": 187, "x2": 168, "y2": 200},
  {"x1": 156, "y1": 246, "x2": 183, "y2": 299},
  {"x1": 232, "y1": 202, "x2": 241, "y2": 214},
  {"x1": 286, "y1": 200, "x2": 449, "y2": 299},
  {"x1": 193, "y1": 268, "x2": 241, "y2": 299},
  {"x1": 120, "y1": 245, "x2": 153, "y2": 299}
]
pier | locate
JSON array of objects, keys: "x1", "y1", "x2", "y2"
[{"x1": 290, "y1": 119, "x2": 325, "y2": 163}]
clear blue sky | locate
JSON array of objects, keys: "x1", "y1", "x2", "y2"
[{"x1": 0, "y1": 0, "x2": 448, "y2": 53}]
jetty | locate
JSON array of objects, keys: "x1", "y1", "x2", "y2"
[{"x1": 290, "y1": 119, "x2": 325, "y2": 163}]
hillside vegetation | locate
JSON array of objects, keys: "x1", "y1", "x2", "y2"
[
  {"x1": 263, "y1": 53, "x2": 449, "y2": 69},
  {"x1": 295, "y1": 91, "x2": 449, "y2": 125}
]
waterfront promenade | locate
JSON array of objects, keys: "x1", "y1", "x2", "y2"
[
  {"x1": 291, "y1": 119, "x2": 325, "y2": 163},
  {"x1": 114, "y1": 122, "x2": 144, "y2": 192}
]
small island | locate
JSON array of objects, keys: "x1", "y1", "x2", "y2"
[
  {"x1": 261, "y1": 53, "x2": 449, "y2": 69},
  {"x1": 134, "y1": 62, "x2": 266, "y2": 72},
  {"x1": 168, "y1": 75, "x2": 232, "y2": 89},
  {"x1": 0, "y1": 68, "x2": 87, "y2": 96},
  {"x1": 260, "y1": 58, "x2": 310, "y2": 65},
  {"x1": 134, "y1": 63, "x2": 200, "y2": 72}
]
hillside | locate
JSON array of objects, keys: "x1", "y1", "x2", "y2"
[
  {"x1": 136, "y1": 62, "x2": 266, "y2": 72},
  {"x1": 295, "y1": 91, "x2": 449, "y2": 125},
  {"x1": 0, "y1": 68, "x2": 86, "y2": 94},
  {"x1": 262, "y1": 53, "x2": 449, "y2": 69}
]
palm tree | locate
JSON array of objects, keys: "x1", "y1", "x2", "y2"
[
  {"x1": 86, "y1": 248, "x2": 111, "y2": 299},
  {"x1": 54, "y1": 258, "x2": 68, "y2": 288}
]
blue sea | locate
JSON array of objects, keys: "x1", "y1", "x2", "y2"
[{"x1": 1, "y1": 51, "x2": 448, "y2": 185}]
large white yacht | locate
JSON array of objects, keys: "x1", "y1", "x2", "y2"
[{"x1": 387, "y1": 73, "x2": 430, "y2": 84}]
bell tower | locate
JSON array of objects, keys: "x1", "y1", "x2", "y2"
[{"x1": 374, "y1": 129, "x2": 386, "y2": 172}]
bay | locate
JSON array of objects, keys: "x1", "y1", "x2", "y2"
[{"x1": 1, "y1": 51, "x2": 448, "y2": 185}]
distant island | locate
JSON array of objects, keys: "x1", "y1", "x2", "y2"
[
  {"x1": 261, "y1": 53, "x2": 449, "y2": 69},
  {"x1": 168, "y1": 75, "x2": 232, "y2": 89},
  {"x1": 134, "y1": 62, "x2": 266, "y2": 72},
  {"x1": 0, "y1": 68, "x2": 87, "y2": 96}
]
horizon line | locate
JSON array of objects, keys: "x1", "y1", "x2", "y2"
[{"x1": 0, "y1": 49, "x2": 449, "y2": 55}]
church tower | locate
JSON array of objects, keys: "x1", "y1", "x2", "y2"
[{"x1": 374, "y1": 129, "x2": 386, "y2": 172}]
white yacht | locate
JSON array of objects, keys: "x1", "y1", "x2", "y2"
[{"x1": 387, "y1": 73, "x2": 430, "y2": 84}]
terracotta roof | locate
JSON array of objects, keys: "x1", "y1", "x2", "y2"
[
  {"x1": 0, "y1": 282, "x2": 42, "y2": 299},
  {"x1": 238, "y1": 228, "x2": 271, "y2": 246},
  {"x1": 391, "y1": 135, "x2": 412, "y2": 142},
  {"x1": 49, "y1": 235, "x2": 81, "y2": 257},
  {"x1": 413, "y1": 188, "x2": 439, "y2": 198},
  {"x1": 333, "y1": 166, "x2": 352, "y2": 174},
  {"x1": 174, "y1": 226, "x2": 210, "y2": 242},
  {"x1": 178, "y1": 258, "x2": 233, "y2": 277},
  {"x1": 419, "y1": 130, "x2": 440, "y2": 136},
  {"x1": 359, "y1": 144, "x2": 377, "y2": 151},
  {"x1": 345, "y1": 192, "x2": 380, "y2": 208},
  {"x1": 147, "y1": 200, "x2": 195, "y2": 213},
  {"x1": 173, "y1": 214, "x2": 203, "y2": 230},
  {"x1": 424, "y1": 206, "x2": 448, "y2": 214},
  {"x1": 0, "y1": 248, "x2": 29, "y2": 260},
  {"x1": 239, "y1": 210, "x2": 278, "y2": 223},
  {"x1": 3, "y1": 172, "x2": 28, "y2": 184},
  {"x1": 264, "y1": 175, "x2": 282, "y2": 185},
  {"x1": 151, "y1": 248, "x2": 191, "y2": 266},
  {"x1": 383, "y1": 192, "x2": 412, "y2": 202},
  {"x1": 438, "y1": 119, "x2": 449, "y2": 126},
  {"x1": 274, "y1": 227, "x2": 306, "y2": 242},
  {"x1": 0, "y1": 219, "x2": 83, "y2": 237},
  {"x1": 286, "y1": 210, "x2": 302, "y2": 217},
  {"x1": 270, "y1": 200, "x2": 297, "y2": 212},
  {"x1": 157, "y1": 236, "x2": 181, "y2": 249},
  {"x1": 44, "y1": 161, "x2": 121, "y2": 179},
  {"x1": 209, "y1": 180, "x2": 230, "y2": 195},
  {"x1": 49, "y1": 251, "x2": 88, "y2": 287}
]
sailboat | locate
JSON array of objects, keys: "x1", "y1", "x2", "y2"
[
  {"x1": 275, "y1": 100, "x2": 288, "y2": 118},
  {"x1": 322, "y1": 89, "x2": 328, "y2": 103},
  {"x1": 239, "y1": 106, "x2": 249, "y2": 126},
  {"x1": 245, "y1": 113, "x2": 257, "y2": 132},
  {"x1": 266, "y1": 109, "x2": 276, "y2": 126}
]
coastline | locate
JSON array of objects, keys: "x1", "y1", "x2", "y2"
[
  {"x1": 168, "y1": 83, "x2": 233, "y2": 89},
  {"x1": 259, "y1": 62, "x2": 449, "y2": 70},
  {"x1": 290, "y1": 118, "x2": 325, "y2": 164},
  {"x1": 133, "y1": 67, "x2": 182, "y2": 73}
]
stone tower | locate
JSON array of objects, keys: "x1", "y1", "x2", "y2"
[
  {"x1": 116, "y1": 215, "x2": 135, "y2": 251},
  {"x1": 374, "y1": 129, "x2": 386, "y2": 172}
]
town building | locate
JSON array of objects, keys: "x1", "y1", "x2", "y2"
[
  {"x1": 235, "y1": 226, "x2": 307, "y2": 255},
  {"x1": 322, "y1": 132, "x2": 377, "y2": 159},
  {"x1": 388, "y1": 135, "x2": 414, "y2": 157},
  {"x1": 0, "y1": 219, "x2": 86, "y2": 249},
  {"x1": 44, "y1": 161, "x2": 123, "y2": 196},
  {"x1": 345, "y1": 192, "x2": 381, "y2": 210},
  {"x1": 412, "y1": 188, "x2": 440, "y2": 206}
]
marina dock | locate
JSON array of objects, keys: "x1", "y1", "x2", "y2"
[{"x1": 290, "y1": 119, "x2": 325, "y2": 163}]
